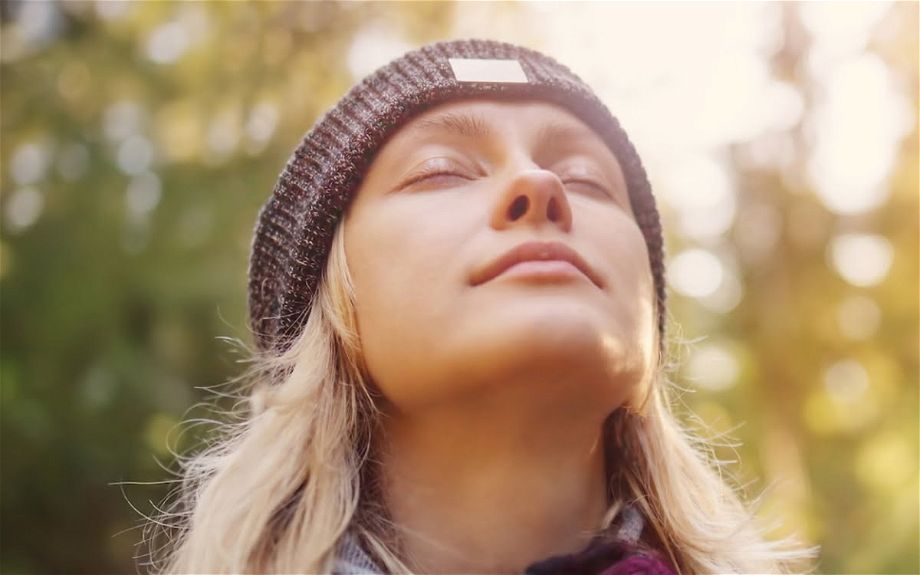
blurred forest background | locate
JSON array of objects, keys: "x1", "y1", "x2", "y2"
[{"x1": 0, "y1": 2, "x2": 916, "y2": 574}]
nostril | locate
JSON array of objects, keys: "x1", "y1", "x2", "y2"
[
  {"x1": 507, "y1": 196, "x2": 529, "y2": 220},
  {"x1": 547, "y1": 197, "x2": 560, "y2": 222}
]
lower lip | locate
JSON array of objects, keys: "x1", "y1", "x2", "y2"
[{"x1": 495, "y1": 260, "x2": 588, "y2": 283}]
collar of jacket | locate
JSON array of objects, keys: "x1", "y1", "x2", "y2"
[{"x1": 331, "y1": 503, "x2": 674, "y2": 575}]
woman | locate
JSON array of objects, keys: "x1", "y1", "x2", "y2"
[{"x1": 147, "y1": 39, "x2": 816, "y2": 574}]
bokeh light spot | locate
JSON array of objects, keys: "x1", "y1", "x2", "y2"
[
  {"x1": 659, "y1": 155, "x2": 737, "y2": 240},
  {"x1": 11, "y1": 142, "x2": 51, "y2": 186},
  {"x1": 126, "y1": 172, "x2": 162, "y2": 220},
  {"x1": 829, "y1": 233, "x2": 894, "y2": 287},
  {"x1": 823, "y1": 359, "x2": 869, "y2": 403},
  {"x1": 4, "y1": 187, "x2": 45, "y2": 234},
  {"x1": 347, "y1": 27, "x2": 413, "y2": 81},
  {"x1": 146, "y1": 22, "x2": 190, "y2": 65},
  {"x1": 117, "y1": 135, "x2": 155, "y2": 176},
  {"x1": 686, "y1": 342, "x2": 740, "y2": 392},
  {"x1": 808, "y1": 54, "x2": 913, "y2": 215},
  {"x1": 104, "y1": 100, "x2": 144, "y2": 142},
  {"x1": 669, "y1": 248, "x2": 724, "y2": 298}
]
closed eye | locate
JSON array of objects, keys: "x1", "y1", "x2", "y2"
[
  {"x1": 406, "y1": 168, "x2": 468, "y2": 187},
  {"x1": 399, "y1": 159, "x2": 476, "y2": 190},
  {"x1": 562, "y1": 177, "x2": 615, "y2": 200}
]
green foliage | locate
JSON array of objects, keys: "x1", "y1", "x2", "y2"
[
  {"x1": 0, "y1": 3, "x2": 455, "y2": 573},
  {"x1": 1, "y1": 2, "x2": 916, "y2": 574}
]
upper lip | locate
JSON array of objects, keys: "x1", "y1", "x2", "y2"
[{"x1": 470, "y1": 240, "x2": 605, "y2": 288}]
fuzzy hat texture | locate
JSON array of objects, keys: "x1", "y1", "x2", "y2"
[{"x1": 248, "y1": 38, "x2": 665, "y2": 354}]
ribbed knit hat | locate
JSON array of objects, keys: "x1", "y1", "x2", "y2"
[{"x1": 249, "y1": 38, "x2": 665, "y2": 354}]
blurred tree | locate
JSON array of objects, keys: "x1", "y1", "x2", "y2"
[
  {"x1": 0, "y1": 2, "x2": 455, "y2": 573},
  {"x1": 668, "y1": 4, "x2": 918, "y2": 573},
  {"x1": 0, "y1": 1, "x2": 916, "y2": 574}
]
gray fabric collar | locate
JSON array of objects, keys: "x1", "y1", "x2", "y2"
[
  {"x1": 332, "y1": 503, "x2": 646, "y2": 575},
  {"x1": 333, "y1": 531, "x2": 382, "y2": 575}
]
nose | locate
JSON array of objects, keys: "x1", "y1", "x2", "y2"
[{"x1": 490, "y1": 168, "x2": 573, "y2": 233}]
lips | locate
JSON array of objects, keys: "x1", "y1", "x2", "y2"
[{"x1": 470, "y1": 240, "x2": 604, "y2": 288}]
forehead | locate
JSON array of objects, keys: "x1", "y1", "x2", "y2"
[{"x1": 382, "y1": 98, "x2": 615, "y2": 153}]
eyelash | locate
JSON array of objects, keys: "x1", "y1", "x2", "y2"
[
  {"x1": 562, "y1": 177, "x2": 612, "y2": 198},
  {"x1": 403, "y1": 165, "x2": 471, "y2": 187},
  {"x1": 403, "y1": 164, "x2": 614, "y2": 201}
]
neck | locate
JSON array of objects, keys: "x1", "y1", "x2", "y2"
[{"x1": 377, "y1": 387, "x2": 610, "y2": 574}]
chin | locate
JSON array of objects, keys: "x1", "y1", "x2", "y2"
[
  {"x1": 453, "y1": 302, "x2": 642, "y2": 386},
  {"x1": 372, "y1": 299, "x2": 650, "y2": 414},
  {"x1": 485, "y1": 297, "x2": 617, "y2": 351}
]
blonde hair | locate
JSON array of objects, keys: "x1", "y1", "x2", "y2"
[{"x1": 144, "y1": 223, "x2": 818, "y2": 574}]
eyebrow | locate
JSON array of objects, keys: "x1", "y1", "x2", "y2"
[
  {"x1": 411, "y1": 111, "x2": 599, "y2": 145},
  {"x1": 535, "y1": 120, "x2": 598, "y2": 147},
  {"x1": 413, "y1": 112, "x2": 493, "y2": 139}
]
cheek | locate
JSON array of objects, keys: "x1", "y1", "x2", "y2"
[
  {"x1": 610, "y1": 241, "x2": 656, "y2": 330},
  {"x1": 596, "y1": 219, "x2": 658, "y2": 365},
  {"x1": 343, "y1": 201, "x2": 473, "y2": 404},
  {"x1": 616, "y1": 271, "x2": 656, "y2": 367},
  {"x1": 581, "y1": 208, "x2": 655, "y2": 319},
  {"x1": 347, "y1": 202, "x2": 468, "y2": 319}
]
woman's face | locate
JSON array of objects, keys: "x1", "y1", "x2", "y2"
[{"x1": 344, "y1": 99, "x2": 656, "y2": 417}]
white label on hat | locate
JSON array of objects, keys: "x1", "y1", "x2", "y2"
[{"x1": 448, "y1": 58, "x2": 528, "y2": 84}]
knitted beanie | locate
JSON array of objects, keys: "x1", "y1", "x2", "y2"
[{"x1": 248, "y1": 38, "x2": 665, "y2": 354}]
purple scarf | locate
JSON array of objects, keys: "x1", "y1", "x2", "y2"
[
  {"x1": 523, "y1": 537, "x2": 677, "y2": 575},
  {"x1": 523, "y1": 503, "x2": 677, "y2": 575}
]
